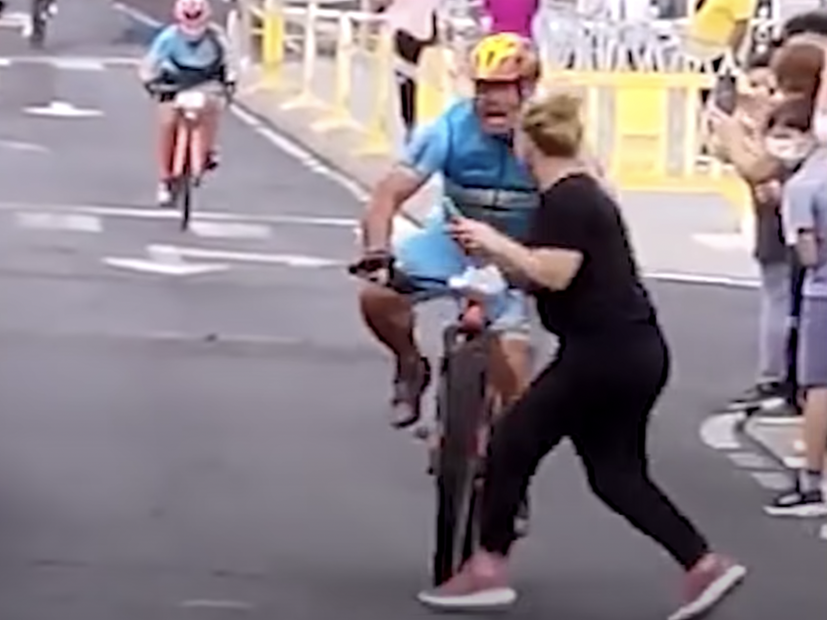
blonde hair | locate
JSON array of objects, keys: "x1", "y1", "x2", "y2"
[{"x1": 520, "y1": 92, "x2": 583, "y2": 158}]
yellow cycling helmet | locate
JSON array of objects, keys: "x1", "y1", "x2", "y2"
[{"x1": 470, "y1": 32, "x2": 540, "y2": 83}]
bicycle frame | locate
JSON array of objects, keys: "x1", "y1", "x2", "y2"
[
  {"x1": 171, "y1": 90, "x2": 209, "y2": 180},
  {"x1": 169, "y1": 90, "x2": 210, "y2": 229}
]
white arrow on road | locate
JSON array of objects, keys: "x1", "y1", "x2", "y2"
[
  {"x1": 24, "y1": 100, "x2": 103, "y2": 118},
  {"x1": 103, "y1": 245, "x2": 229, "y2": 276}
]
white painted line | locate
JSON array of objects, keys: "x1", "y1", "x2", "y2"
[
  {"x1": 726, "y1": 452, "x2": 773, "y2": 470},
  {"x1": 699, "y1": 413, "x2": 743, "y2": 450},
  {"x1": 148, "y1": 244, "x2": 344, "y2": 268},
  {"x1": 190, "y1": 220, "x2": 271, "y2": 239},
  {"x1": 783, "y1": 455, "x2": 806, "y2": 469},
  {"x1": 820, "y1": 523, "x2": 827, "y2": 540},
  {"x1": 753, "y1": 416, "x2": 802, "y2": 427},
  {"x1": 15, "y1": 212, "x2": 102, "y2": 232},
  {"x1": 643, "y1": 271, "x2": 760, "y2": 288},
  {"x1": 0, "y1": 201, "x2": 358, "y2": 226},
  {"x1": 179, "y1": 600, "x2": 255, "y2": 610},
  {"x1": 0, "y1": 55, "x2": 139, "y2": 66},
  {"x1": 24, "y1": 100, "x2": 103, "y2": 118},
  {"x1": 104, "y1": 257, "x2": 229, "y2": 276},
  {"x1": 50, "y1": 58, "x2": 106, "y2": 71},
  {"x1": 750, "y1": 471, "x2": 793, "y2": 491},
  {"x1": 0, "y1": 139, "x2": 49, "y2": 153}
]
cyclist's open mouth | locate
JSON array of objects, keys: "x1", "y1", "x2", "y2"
[{"x1": 481, "y1": 110, "x2": 509, "y2": 130}]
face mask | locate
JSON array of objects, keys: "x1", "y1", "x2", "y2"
[{"x1": 765, "y1": 137, "x2": 811, "y2": 167}]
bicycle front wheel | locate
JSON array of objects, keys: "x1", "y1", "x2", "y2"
[{"x1": 432, "y1": 330, "x2": 490, "y2": 587}]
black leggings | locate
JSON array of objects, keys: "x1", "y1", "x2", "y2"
[
  {"x1": 479, "y1": 328, "x2": 710, "y2": 570},
  {"x1": 393, "y1": 15, "x2": 437, "y2": 133}
]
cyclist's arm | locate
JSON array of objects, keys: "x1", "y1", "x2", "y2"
[
  {"x1": 139, "y1": 26, "x2": 174, "y2": 83},
  {"x1": 362, "y1": 120, "x2": 450, "y2": 251}
]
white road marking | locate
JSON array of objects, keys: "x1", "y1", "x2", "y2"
[
  {"x1": 190, "y1": 220, "x2": 271, "y2": 239},
  {"x1": 0, "y1": 201, "x2": 357, "y2": 226},
  {"x1": 15, "y1": 212, "x2": 101, "y2": 232},
  {"x1": 103, "y1": 256, "x2": 228, "y2": 276},
  {"x1": 750, "y1": 471, "x2": 792, "y2": 491},
  {"x1": 0, "y1": 139, "x2": 49, "y2": 152},
  {"x1": 753, "y1": 416, "x2": 802, "y2": 427},
  {"x1": 23, "y1": 100, "x2": 103, "y2": 118},
  {"x1": 0, "y1": 55, "x2": 139, "y2": 66},
  {"x1": 148, "y1": 244, "x2": 344, "y2": 268},
  {"x1": 820, "y1": 523, "x2": 827, "y2": 541},
  {"x1": 49, "y1": 58, "x2": 107, "y2": 71},
  {"x1": 783, "y1": 455, "x2": 806, "y2": 469},
  {"x1": 699, "y1": 413, "x2": 743, "y2": 450},
  {"x1": 726, "y1": 452, "x2": 773, "y2": 470}
]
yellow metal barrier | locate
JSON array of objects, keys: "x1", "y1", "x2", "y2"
[
  {"x1": 354, "y1": 28, "x2": 393, "y2": 157},
  {"x1": 311, "y1": 13, "x2": 359, "y2": 132},
  {"x1": 260, "y1": 0, "x2": 285, "y2": 89}
]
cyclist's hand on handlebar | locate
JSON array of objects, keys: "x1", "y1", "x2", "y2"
[{"x1": 348, "y1": 249, "x2": 393, "y2": 285}]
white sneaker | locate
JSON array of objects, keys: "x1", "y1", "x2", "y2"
[
  {"x1": 156, "y1": 182, "x2": 172, "y2": 206},
  {"x1": 47, "y1": 2, "x2": 58, "y2": 16},
  {"x1": 21, "y1": 18, "x2": 32, "y2": 38}
]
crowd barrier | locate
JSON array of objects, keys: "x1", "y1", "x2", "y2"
[{"x1": 233, "y1": 0, "x2": 762, "y2": 225}]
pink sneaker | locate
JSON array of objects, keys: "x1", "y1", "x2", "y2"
[
  {"x1": 667, "y1": 553, "x2": 747, "y2": 620},
  {"x1": 417, "y1": 551, "x2": 517, "y2": 611}
]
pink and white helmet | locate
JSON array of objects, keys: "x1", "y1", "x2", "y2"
[{"x1": 173, "y1": 0, "x2": 211, "y2": 35}]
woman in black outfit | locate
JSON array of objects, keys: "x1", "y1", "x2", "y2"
[{"x1": 417, "y1": 92, "x2": 746, "y2": 620}]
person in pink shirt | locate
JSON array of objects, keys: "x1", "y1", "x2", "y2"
[{"x1": 484, "y1": 0, "x2": 540, "y2": 40}]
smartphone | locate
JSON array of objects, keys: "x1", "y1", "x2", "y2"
[{"x1": 712, "y1": 73, "x2": 738, "y2": 115}]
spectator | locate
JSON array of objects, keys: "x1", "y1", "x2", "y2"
[
  {"x1": 374, "y1": 0, "x2": 440, "y2": 141},
  {"x1": 484, "y1": 0, "x2": 540, "y2": 40},
  {"x1": 763, "y1": 94, "x2": 827, "y2": 517},
  {"x1": 709, "y1": 50, "x2": 795, "y2": 413},
  {"x1": 688, "y1": 0, "x2": 759, "y2": 67}
]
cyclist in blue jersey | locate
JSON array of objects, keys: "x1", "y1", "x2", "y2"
[
  {"x1": 139, "y1": 0, "x2": 237, "y2": 206},
  {"x1": 355, "y1": 33, "x2": 540, "y2": 431}
]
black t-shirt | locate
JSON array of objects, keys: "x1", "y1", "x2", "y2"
[{"x1": 527, "y1": 174, "x2": 658, "y2": 341}]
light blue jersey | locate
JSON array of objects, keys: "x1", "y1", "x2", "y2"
[
  {"x1": 392, "y1": 100, "x2": 539, "y2": 336},
  {"x1": 144, "y1": 24, "x2": 226, "y2": 85}
]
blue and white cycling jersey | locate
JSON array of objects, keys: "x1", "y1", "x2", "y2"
[
  {"x1": 402, "y1": 98, "x2": 538, "y2": 240},
  {"x1": 392, "y1": 99, "x2": 539, "y2": 336},
  {"x1": 144, "y1": 24, "x2": 228, "y2": 86}
]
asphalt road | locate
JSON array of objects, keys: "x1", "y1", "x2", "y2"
[{"x1": 0, "y1": 1, "x2": 825, "y2": 619}]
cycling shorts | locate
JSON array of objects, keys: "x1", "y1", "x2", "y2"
[{"x1": 392, "y1": 210, "x2": 531, "y2": 338}]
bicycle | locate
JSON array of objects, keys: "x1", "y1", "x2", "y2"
[
  {"x1": 348, "y1": 256, "x2": 506, "y2": 586},
  {"x1": 146, "y1": 81, "x2": 232, "y2": 230}
]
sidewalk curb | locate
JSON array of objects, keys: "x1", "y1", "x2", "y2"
[{"x1": 111, "y1": 1, "x2": 427, "y2": 230}]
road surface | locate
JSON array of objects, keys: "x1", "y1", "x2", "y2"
[{"x1": 0, "y1": 1, "x2": 824, "y2": 618}]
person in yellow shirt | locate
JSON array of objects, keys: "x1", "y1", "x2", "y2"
[{"x1": 688, "y1": 0, "x2": 759, "y2": 64}]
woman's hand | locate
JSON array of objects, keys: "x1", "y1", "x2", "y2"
[{"x1": 448, "y1": 217, "x2": 506, "y2": 255}]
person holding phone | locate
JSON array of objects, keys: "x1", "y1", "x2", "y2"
[{"x1": 708, "y1": 50, "x2": 797, "y2": 413}]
